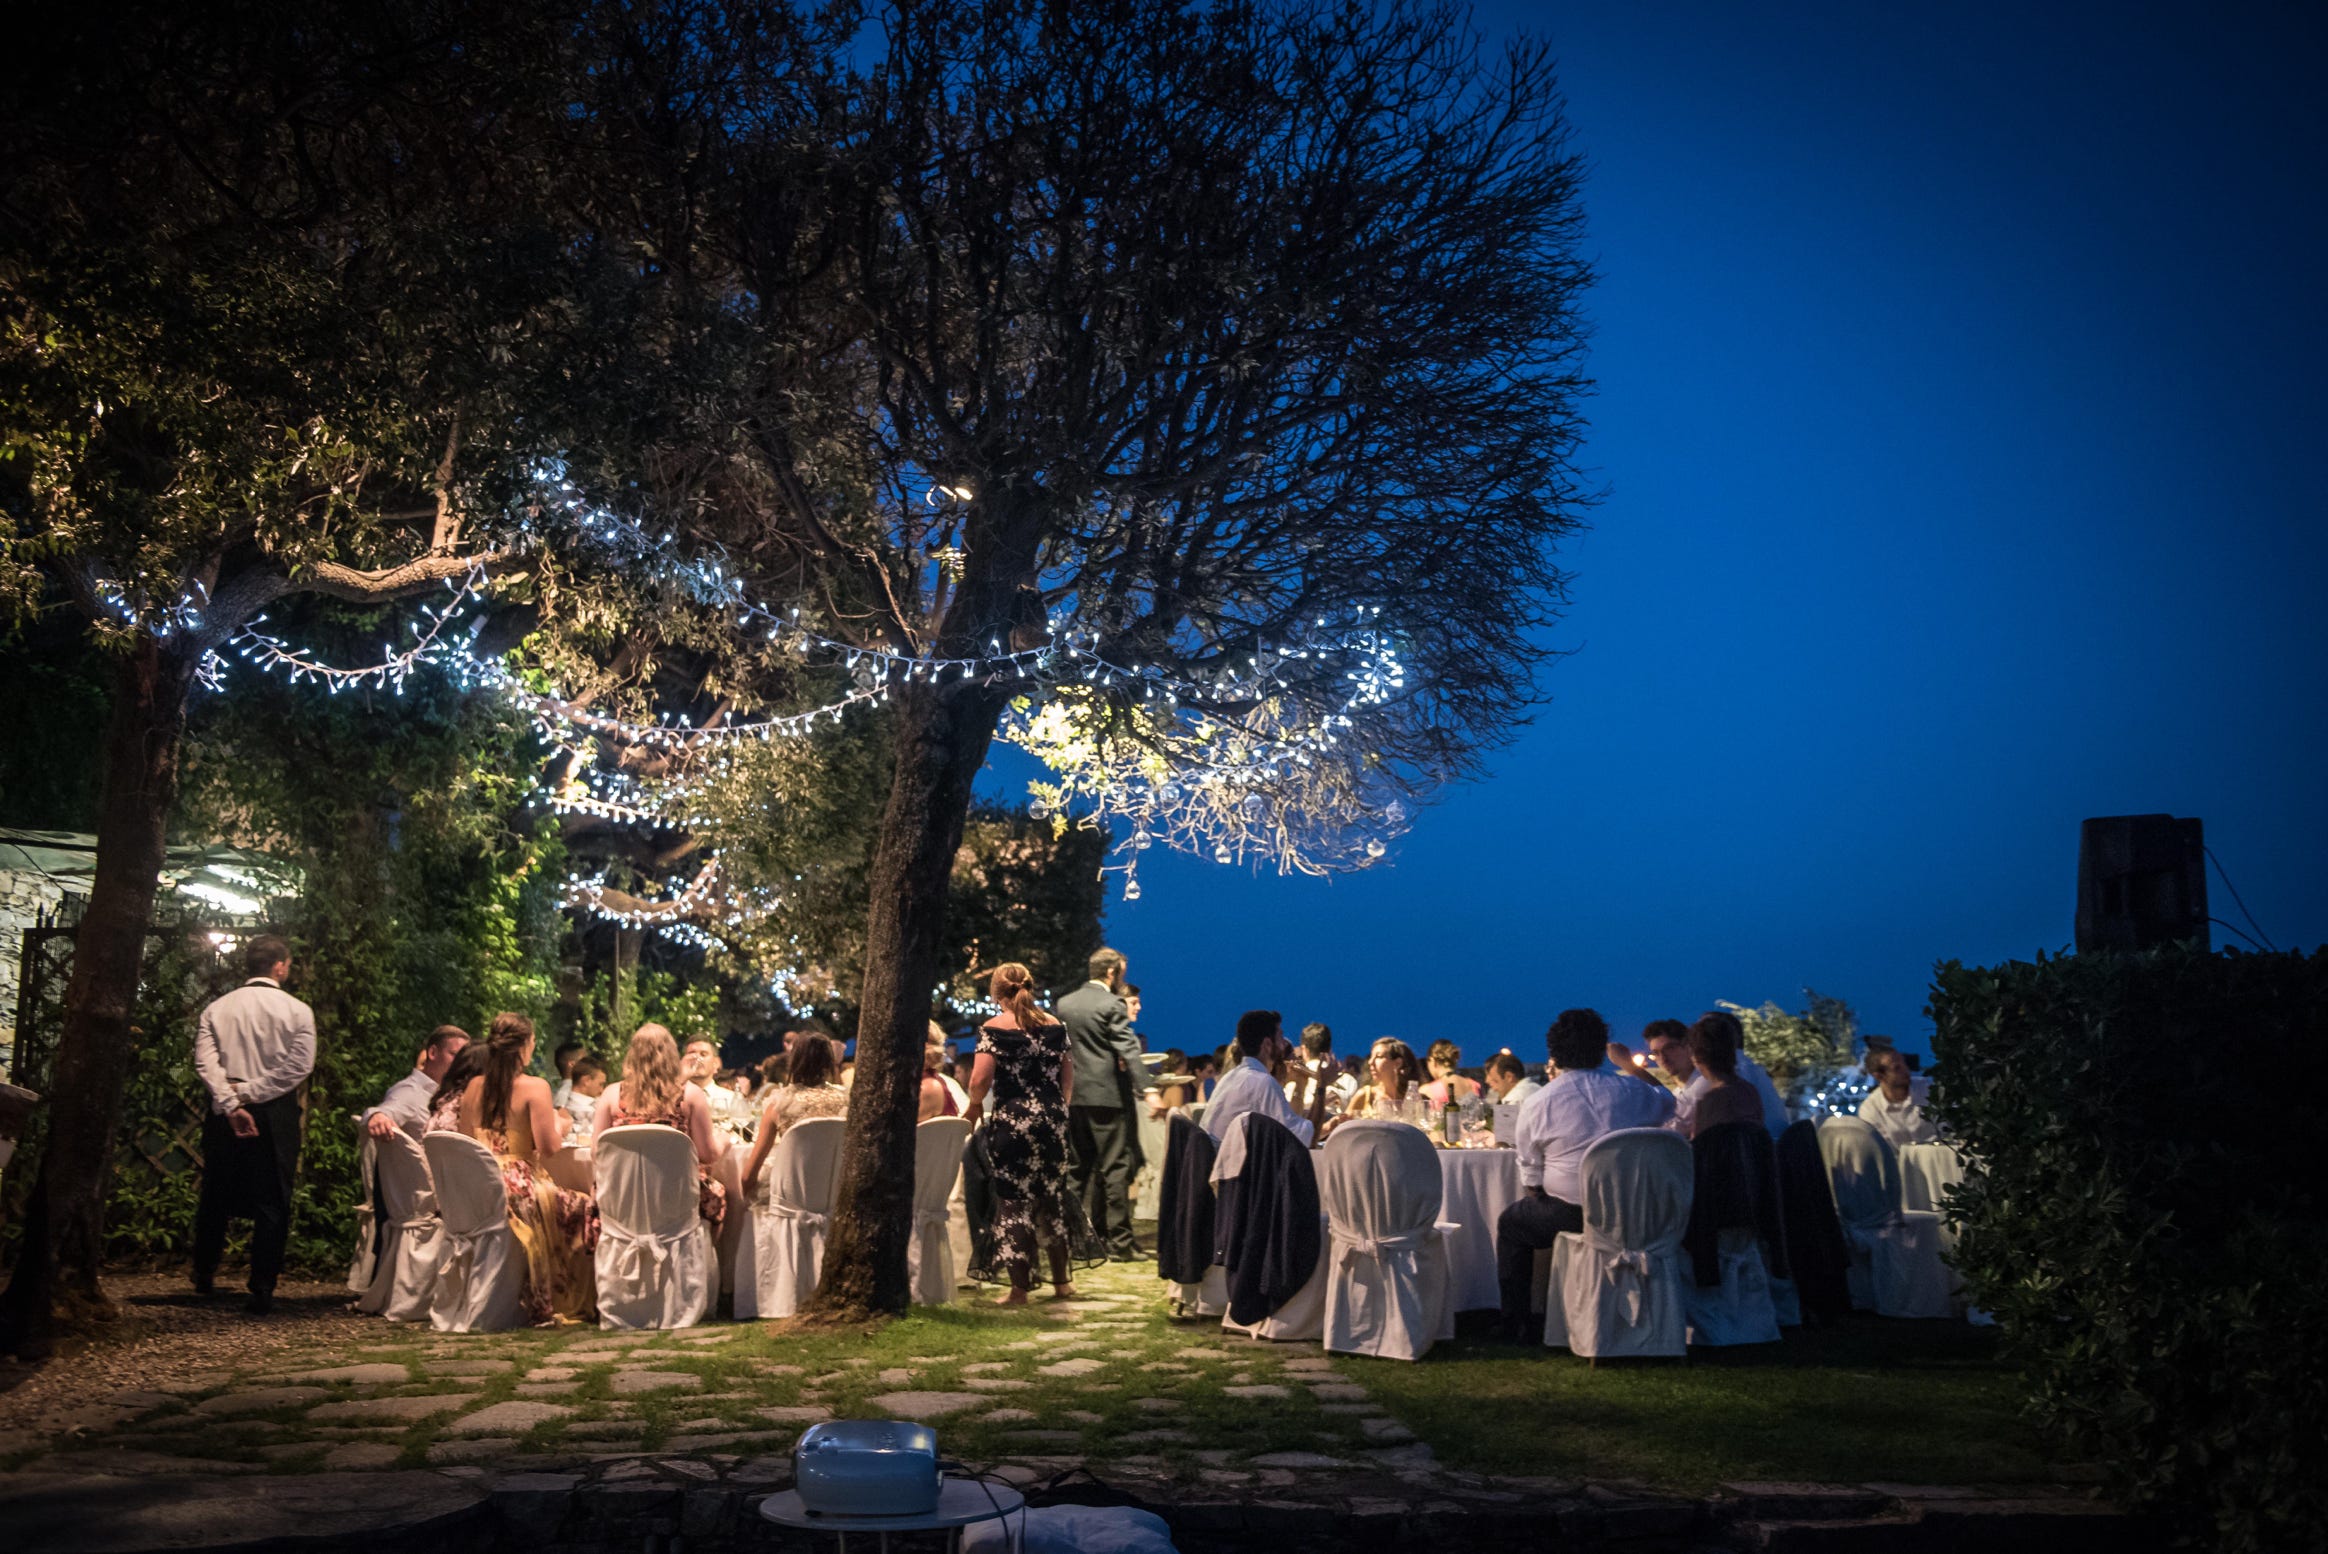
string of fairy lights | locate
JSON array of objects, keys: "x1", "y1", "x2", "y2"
[{"x1": 172, "y1": 476, "x2": 1414, "y2": 946}]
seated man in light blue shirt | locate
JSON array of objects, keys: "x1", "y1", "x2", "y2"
[
  {"x1": 1495, "y1": 1007, "x2": 1675, "y2": 1339},
  {"x1": 1200, "y1": 1009, "x2": 1315, "y2": 1149},
  {"x1": 1483, "y1": 1050, "x2": 1543, "y2": 1109}
]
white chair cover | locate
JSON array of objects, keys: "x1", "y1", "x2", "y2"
[
  {"x1": 752, "y1": 1116, "x2": 843, "y2": 1318},
  {"x1": 1209, "y1": 1113, "x2": 1327, "y2": 1343},
  {"x1": 1684, "y1": 1226, "x2": 1782, "y2": 1346},
  {"x1": 419, "y1": 1131, "x2": 524, "y2": 1332},
  {"x1": 593, "y1": 1125, "x2": 715, "y2": 1330},
  {"x1": 1543, "y1": 1127, "x2": 1692, "y2": 1359},
  {"x1": 1316, "y1": 1121, "x2": 1456, "y2": 1361},
  {"x1": 352, "y1": 1127, "x2": 442, "y2": 1318},
  {"x1": 1819, "y1": 1116, "x2": 1952, "y2": 1319},
  {"x1": 906, "y1": 1117, "x2": 973, "y2": 1305},
  {"x1": 1170, "y1": 1264, "x2": 1231, "y2": 1317},
  {"x1": 1899, "y1": 1141, "x2": 1968, "y2": 1215}
]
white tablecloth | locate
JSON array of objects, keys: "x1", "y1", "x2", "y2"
[{"x1": 1435, "y1": 1147, "x2": 1521, "y2": 1312}]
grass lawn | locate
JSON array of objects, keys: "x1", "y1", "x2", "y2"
[
  {"x1": 10, "y1": 1261, "x2": 2061, "y2": 1496},
  {"x1": 1356, "y1": 1314, "x2": 2051, "y2": 1492}
]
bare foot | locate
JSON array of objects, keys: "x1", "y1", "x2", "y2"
[
  {"x1": 1051, "y1": 1282, "x2": 1080, "y2": 1300},
  {"x1": 994, "y1": 1288, "x2": 1030, "y2": 1307}
]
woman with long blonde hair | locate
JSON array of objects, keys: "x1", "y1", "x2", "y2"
[
  {"x1": 966, "y1": 962, "x2": 1080, "y2": 1304},
  {"x1": 454, "y1": 1012, "x2": 598, "y2": 1324},
  {"x1": 592, "y1": 1023, "x2": 728, "y2": 1234}
]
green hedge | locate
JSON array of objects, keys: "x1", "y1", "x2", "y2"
[{"x1": 1929, "y1": 944, "x2": 2328, "y2": 1552}]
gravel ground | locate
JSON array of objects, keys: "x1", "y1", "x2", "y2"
[{"x1": 0, "y1": 1270, "x2": 371, "y2": 1436}]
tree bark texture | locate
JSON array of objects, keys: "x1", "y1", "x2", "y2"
[
  {"x1": 0, "y1": 636, "x2": 194, "y2": 1357},
  {"x1": 802, "y1": 680, "x2": 1009, "y2": 1320}
]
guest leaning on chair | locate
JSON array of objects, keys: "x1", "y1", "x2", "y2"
[
  {"x1": 1493, "y1": 1007, "x2": 1677, "y2": 1341},
  {"x1": 364, "y1": 1024, "x2": 470, "y2": 1140},
  {"x1": 191, "y1": 934, "x2": 314, "y2": 1314}
]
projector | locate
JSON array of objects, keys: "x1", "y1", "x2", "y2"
[{"x1": 793, "y1": 1420, "x2": 942, "y2": 1517}]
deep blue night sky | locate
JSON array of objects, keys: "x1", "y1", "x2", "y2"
[{"x1": 984, "y1": 1, "x2": 2328, "y2": 1063}]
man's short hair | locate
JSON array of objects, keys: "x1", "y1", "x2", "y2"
[
  {"x1": 1641, "y1": 1018, "x2": 1688, "y2": 1048},
  {"x1": 1234, "y1": 1009, "x2": 1282, "y2": 1054},
  {"x1": 1124, "y1": 983, "x2": 1141, "y2": 997},
  {"x1": 1688, "y1": 1010, "x2": 1744, "y2": 1075},
  {"x1": 1089, "y1": 947, "x2": 1127, "y2": 982},
  {"x1": 569, "y1": 1056, "x2": 606, "y2": 1083},
  {"x1": 1486, "y1": 1051, "x2": 1527, "y2": 1082},
  {"x1": 427, "y1": 1025, "x2": 471, "y2": 1056},
  {"x1": 1300, "y1": 1022, "x2": 1333, "y2": 1055},
  {"x1": 243, "y1": 934, "x2": 291, "y2": 977},
  {"x1": 1545, "y1": 1008, "x2": 1610, "y2": 1070}
]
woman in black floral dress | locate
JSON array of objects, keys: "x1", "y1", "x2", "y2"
[{"x1": 966, "y1": 961, "x2": 1080, "y2": 1304}]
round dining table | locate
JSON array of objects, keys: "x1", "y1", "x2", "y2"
[{"x1": 1433, "y1": 1145, "x2": 1522, "y2": 1312}]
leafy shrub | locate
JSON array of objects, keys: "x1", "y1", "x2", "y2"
[
  {"x1": 1720, "y1": 988, "x2": 1857, "y2": 1088},
  {"x1": 1929, "y1": 944, "x2": 2328, "y2": 1552}
]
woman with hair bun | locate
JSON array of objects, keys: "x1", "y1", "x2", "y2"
[
  {"x1": 1421, "y1": 1039, "x2": 1483, "y2": 1108},
  {"x1": 455, "y1": 1012, "x2": 598, "y2": 1324},
  {"x1": 966, "y1": 962, "x2": 1080, "y2": 1304}
]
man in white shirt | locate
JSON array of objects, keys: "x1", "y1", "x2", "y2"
[
  {"x1": 1202, "y1": 1010, "x2": 1315, "y2": 1149},
  {"x1": 1483, "y1": 1051, "x2": 1543, "y2": 1109},
  {"x1": 1283, "y1": 1022, "x2": 1358, "y2": 1131},
  {"x1": 1496, "y1": 1007, "x2": 1675, "y2": 1338},
  {"x1": 564, "y1": 1054, "x2": 608, "y2": 1133},
  {"x1": 1858, "y1": 1049, "x2": 1939, "y2": 1149},
  {"x1": 681, "y1": 1038, "x2": 746, "y2": 1132},
  {"x1": 191, "y1": 935, "x2": 316, "y2": 1313},
  {"x1": 364, "y1": 1025, "x2": 470, "y2": 1139}
]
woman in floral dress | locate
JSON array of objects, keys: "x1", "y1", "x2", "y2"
[
  {"x1": 966, "y1": 962, "x2": 1079, "y2": 1305},
  {"x1": 591, "y1": 1024, "x2": 729, "y2": 1237},
  {"x1": 455, "y1": 1013, "x2": 599, "y2": 1325}
]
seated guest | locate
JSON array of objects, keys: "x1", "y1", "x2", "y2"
[
  {"x1": 1858, "y1": 1048, "x2": 1940, "y2": 1149},
  {"x1": 593, "y1": 1024, "x2": 727, "y2": 1234},
  {"x1": 920, "y1": 1023, "x2": 963, "y2": 1120},
  {"x1": 1682, "y1": 1010, "x2": 1764, "y2": 1137},
  {"x1": 1422, "y1": 1039, "x2": 1483, "y2": 1107},
  {"x1": 1284, "y1": 1022, "x2": 1358, "y2": 1129},
  {"x1": 1188, "y1": 1049, "x2": 1221, "y2": 1103},
  {"x1": 1326, "y1": 1037, "x2": 1426, "y2": 1134},
  {"x1": 456, "y1": 1013, "x2": 597, "y2": 1325},
  {"x1": 682, "y1": 1038, "x2": 748, "y2": 1132},
  {"x1": 1494, "y1": 1007, "x2": 1676, "y2": 1339},
  {"x1": 364, "y1": 1024, "x2": 469, "y2": 1138},
  {"x1": 1200, "y1": 1010, "x2": 1315, "y2": 1147},
  {"x1": 725, "y1": 1068, "x2": 757, "y2": 1103},
  {"x1": 563, "y1": 1055, "x2": 607, "y2": 1134},
  {"x1": 757, "y1": 1051, "x2": 790, "y2": 1091},
  {"x1": 549, "y1": 1040, "x2": 587, "y2": 1112},
  {"x1": 1610, "y1": 1018, "x2": 1697, "y2": 1131},
  {"x1": 424, "y1": 1043, "x2": 490, "y2": 1133},
  {"x1": 1483, "y1": 1050, "x2": 1543, "y2": 1108},
  {"x1": 738, "y1": 1030, "x2": 851, "y2": 1195}
]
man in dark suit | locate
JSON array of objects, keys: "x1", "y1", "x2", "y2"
[{"x1": 1059, "y1": 946, "x2": 1151, "y2": 1260}]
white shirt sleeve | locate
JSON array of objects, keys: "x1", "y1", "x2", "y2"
[
  {"x1": 1514, "y1": 1082, "x2": 1551, "y2": 1189},
  {"x1": 193, "y1": 1001, "x2": 240, "y2": 1112},
  {"x1": 251, "y1": 998, "x2": 317, "y2": 1103}
]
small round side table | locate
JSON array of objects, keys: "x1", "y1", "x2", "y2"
[{"x1": 756, "y1": 1476, "x2": 1026, "y2": 1553}]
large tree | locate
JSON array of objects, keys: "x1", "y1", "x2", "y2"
[
  {"x1": 653, "y1": 0, "x2": 1596, "y2": 1319},
  {"x1": 0, "y1": 0, "x2": 767, "y2": 1352}
]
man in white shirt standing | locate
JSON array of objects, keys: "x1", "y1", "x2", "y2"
[
  {"x1": 363, "y1": 1025, "x2": 470, "y2": 1139},
  {"x1": 1496, "y1": 1007, "x2": 1675, "y2": 1339},
  {"x1": 191, "y1": 935, "x2": 315, "y2": 1314},
  {"x1": 1202, "y1": 1009, "x2": 1315, "y2": 1149},
  {"x1": 1858, "y1": 1048, "x2": 1940, "y2": 1149}
]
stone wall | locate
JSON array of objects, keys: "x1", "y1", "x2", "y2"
[{"x1": 1, "y1": 867, "x2": 77, "y2": 1083}]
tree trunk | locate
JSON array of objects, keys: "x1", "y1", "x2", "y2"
[
  {"x1": 0, "y1": 635, "x2": 195, "y2": 1357},
  {"x1": 801, "y1": 680, "x2": 1007, "y2": 1320}
]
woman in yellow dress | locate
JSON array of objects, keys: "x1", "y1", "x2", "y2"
[{"x1": 457, "y1": 1013, "x2": 598, "y2": 1325}]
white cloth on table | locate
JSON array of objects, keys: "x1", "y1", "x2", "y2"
[
  {"x1": 594, "y1": 1124, "x2": 715, "y2": 1329},
  {"x1": 193, "y1": 978, "x2": 314, "y2": 1113},
  {"x1": 1682, "y1": 1051, "x2": 1790, "y2": 1137},
  {"x1": 1542, "y1": 1126, "x2": 1693, "y2": 1359},
  {"x1": 1859, "y1": 1078, "x2": 1939, "y2": 1151},
  {"x1": 1898, "y1": 1139, "x2": 1966, "y2": 1214},
  {"x1": 1316, "y1": 1120, "x2": 1456, "y2": 1360},
  {"x1": 363, "y1": 1068, "x2": 436, "y2": 1139},
  {"x1": 907, "y1": 1116, "x2": 973, "y2": 1304},
  {"x1": 1200, "y1": 1058, "x2": 1314, "y2": 1151},
  {"x1": 1819, "y1": 1115, "x2": 1951, "y2": 1318},
  {"x1": 1516, "y1": 1067, "x2": 1677, "y2": 1199},
  {"x1": 752, "y1": 1116, "x2": 844, "y2": 1318},
  {"x1": 350, "y1": 1123, "x2": 440, "y2": 1318},
  {"x1": 1435, "y1": 1148, "x2": 1522, "y2": 1312},
  {"x1": 419, "y1": 1131, "x2": 524, "y2": 1332}
]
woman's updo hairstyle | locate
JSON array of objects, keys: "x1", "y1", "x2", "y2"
[
  {"x1": 989, "y1": 962, "x2": 1057, "y2": 1030},
  {"x1": 478, "y1": 1011, "x2": 535, "y2": 1129}
]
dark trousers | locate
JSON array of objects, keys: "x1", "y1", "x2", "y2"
[
  {"x1": 1496, "y1": 1190, "x2": 1585, "y2": 1328},
  {"x1": 193, "y1": 1091, "x2": 303, "y2": 1295},
  {"x1": 1067, "y1": 1103, "x2": 1141, "y2": 1258}
]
